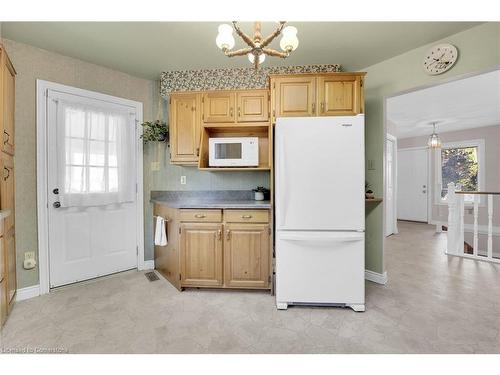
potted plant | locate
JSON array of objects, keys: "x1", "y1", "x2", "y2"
[
  {"x1": 365, "y1": 181, "x2": 375, "y2": 199},
  {"x1": 140, "y1": 120, "x2": 169, "y2": 143},
  {"x1": 253, "y1": 186, "x2": 270, "y2": 201}
]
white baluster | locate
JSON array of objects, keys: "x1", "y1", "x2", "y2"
[
  {"x1": 447, "y1": 182, "x2": 458, "y2": 255},
  {"x1": 487, "y1": 194, "x2": 493, "y2": 259},
  {"x1": 473, "y1": 194, "x2": 479, "y2": 257},
  {"x1": 459, "y1": 193, "x2": 465, "y2": 256}
]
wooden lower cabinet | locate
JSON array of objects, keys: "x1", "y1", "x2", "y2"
[
  {"x1": 0, "y1": 277, "x2": 6, "y2": 327},
  {"x1": 224, "y1": 223, "x2": 269, "y2": 289},
  {"x1": 180, "y1": 223, "x2": 223, "y2": 287},
  {"x1": 4, "y1": 228, "x2": 15, "y2": 309},
  {"x1": 154, "y1": 204, "x2": 271, "y2": 291}
]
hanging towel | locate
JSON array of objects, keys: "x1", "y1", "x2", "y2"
[{"x1": 154, "y1": 216, "x2": 167, "y2": 246}]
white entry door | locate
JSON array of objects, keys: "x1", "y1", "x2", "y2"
[
  {"x1": 397, "y1": 148, "x2": 428, "y2": 222},
  {"x1": 385, "y1": 135, "x2": 397, "y2": 236},
  {"x1": 46, "y1": 87, "x2": 140, "y2": 288}
]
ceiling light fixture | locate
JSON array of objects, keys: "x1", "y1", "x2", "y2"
[
  {"x1": 215, "y1": 21, "x2": 299, "y2": 69},
  {"x1": 427, "y1": 121, "x2": 442, "y2": 149}
]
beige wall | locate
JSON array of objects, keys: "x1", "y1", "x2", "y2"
[
  {"x1": 363, "y1": 22, "x2": 500, "y2": 275},
  {"x1": 3, "y1": 39, "x2": 155, "y2": 289},
  {"x1": 398, "y1": 124, "x2": 500, "y2": 226}
]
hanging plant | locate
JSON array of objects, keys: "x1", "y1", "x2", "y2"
[{"x1": 140, "y1": 120, "x2": 169, "y2": 143}]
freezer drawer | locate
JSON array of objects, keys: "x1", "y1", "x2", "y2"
[{"x1": 275, "y1": 231, "x2": 365, "y2": 306}]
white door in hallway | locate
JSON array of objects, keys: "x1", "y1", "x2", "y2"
[
  {"x1": 45, "y1": 86, "x2": 141, "y2": 288},
  {"x1": 397, "y1": 148, "x2": 428, "y2": 222},
  {"x1": 385, "y1": 135, "x2": 397, "y2": 235}
]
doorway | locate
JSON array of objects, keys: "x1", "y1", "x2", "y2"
[
  {"x1": 397, "y1": 147, "x2": 429, "y2": 222},
  {"x1": 385, "y1": 134, "x2": 398, "y2": 235},
  {"x1": 37, "y1": 80, "x2": 145, "y2": 293}
]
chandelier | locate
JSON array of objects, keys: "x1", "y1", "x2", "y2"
[
  {"x1": 215, "y1": 22, "x2": 299, "y2": 68},
  {"x1": 427, "y1": 122, "x2": 442, "y2": 149}
]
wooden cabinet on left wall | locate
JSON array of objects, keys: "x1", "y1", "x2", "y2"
[
  {"x1": 0, "y1": 44, "x2": 16, "y2": 329},
  {"x1": 169, "y1": 92, "x2": 202, "y2": 165}
]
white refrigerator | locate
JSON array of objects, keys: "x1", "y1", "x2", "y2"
[{"x1": 275, "y1": 115, "x2": 365, "y2": 312}]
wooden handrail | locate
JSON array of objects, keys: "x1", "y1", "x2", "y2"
[{"x1": 455, "y1": 191, "x2": 500, "y2": 195}]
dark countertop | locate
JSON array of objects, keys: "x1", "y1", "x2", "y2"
[{"x1": 150, "y1": 190, "x2": 271, "y2": 209}]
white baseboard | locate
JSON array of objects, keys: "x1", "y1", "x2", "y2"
[
  {"x1": 139, "y1": 260, "x2": 155, "y2": 271},
  {"x1": 365, "y1": 270, "x2": 388, "y2": 285},
  {"x1": 16, "y1": 284, "x2": 41, "y2": 302}
]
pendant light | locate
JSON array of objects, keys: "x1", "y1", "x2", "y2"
[{"x1": 427, "y1": 122, "x2": 442, "y2": 149}]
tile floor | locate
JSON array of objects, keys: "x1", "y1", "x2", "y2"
[{"x1": 1, "y1": 221, "x2": 499, "y2": 353}]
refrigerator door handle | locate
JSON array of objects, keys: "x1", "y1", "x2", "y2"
[{"x1": 279, "y1": 233, "x2": 364, "y2": 242}]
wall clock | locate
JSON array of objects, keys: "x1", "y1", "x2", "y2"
[{"x1": 422, "y1": 44, "x2": 458, "y2": 75}]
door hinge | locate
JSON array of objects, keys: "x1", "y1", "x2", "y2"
[
  {"x1": 135, "y1": 183, "x2": 138, "y2": 193},
  {"x1": 268, "y1": 227, "x2": 271, "y2": 235},
  {"x1": 273, "y1": 82, "x2": 276, "y2": 89},
  {"x1": 179, "y1": 274, "x2": 182, "y2": 281},
  {"x1": 179, "y1": 227, "x2": 181, "y2": 234},
  {"x1": 136, "y1": 246, "x2": 139, "y2": 255},
  {"x1": 268, "y1": 275, "x2": 271, "y2": 283}
]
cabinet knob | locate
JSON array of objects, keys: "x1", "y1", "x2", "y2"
[
  {"x1": 226, "y1": 230, "x2": 231, "y2": 240},
  {"x1": 3, "y1": 131, "x2": 9, "y2": 145},
  {"x1": 194, "y1": 214, "x2": 206, "y2": 218},
  {"x1": 53, "y1": 202, "x2": 61, "y2": 208},
  {"x1": 321, "y1": 102, "x2": 325, "y2": 113},
  {"x1": 241, "y1": 215, "x2": 252, "y2": 219},
  {"x1": 230, "y1": 107, "x2": 234, "y2": 117},
  {"x1": 312, "y1": 102, "x2": 316, "y2": 113},
  {"x1": 217, "y1": 229, "x2": 222, "y2": 240}
]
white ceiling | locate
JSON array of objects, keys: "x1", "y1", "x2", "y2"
[
  {"x1": 387, "y1": 69, "x2": 500, "y2": 139},
  {"x1": 2, "y1": 22, "x2": 481, "y2": 79}
]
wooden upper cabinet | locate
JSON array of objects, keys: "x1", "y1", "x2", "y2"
[
  {"x1": 169, "y1": 93, "x2": 201, "y2": 164},
  {"x1": 318, "y1": 75, "x2": 361, "y2": 116},
  {"x1": 236, "y1": 90, "x2": 269, "y2": 122},
  {"x1": 180, "y1": 223, "x2": 223, "y2": 287},
  {"x1": 224, "y1": 223, "x2": 269, "y2": 289},
  {"x1": 1, "y1": 46, "x2": 16, "y2": 155},
  {"x1": 203, "y1": 92, "x2": 235, "y2": 123},
  {"x1": 272, "y1": 76, "x2": 316, "y2": 119}
]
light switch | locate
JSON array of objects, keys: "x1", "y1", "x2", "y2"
[
  {"x1": 367, "y1": 159, "x2": 375, "y2": 170},
  {"x1": 180, "y1": 176, "x2": 187, "y2": 185},
  {"x1": 151, "y1": 161, "x2": 160, "y2": 171}
]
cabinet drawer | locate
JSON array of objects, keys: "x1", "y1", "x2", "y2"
[
  {"x1": 223, "y1": 210, "x2": 269, "y2": 223},
  {"x1": 180, "y1": 209, "x2": 222, "y2": 222}
]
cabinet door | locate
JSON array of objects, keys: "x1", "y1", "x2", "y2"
[
  {"x1": 1, "y1": 277, "x2": 6, "y2": 327},
  {"x1": 318, "y1": 75, "x2": 361, "y2": 116},
  {"x1": 236, "y1": 90, "x2": 269, "y2": 122},
  {"x1": 4, "y1": 229, "x2": 15, "y2": 307},
  {"x1": 169, "y1": 93, "x2": 201, "y2": 164},
  {"x1": 273, "y1": 77, "x2": 316, "y2": 119},
  {"x1": 224, "y1": 223, "x2": 270, "y2": 289},
  {"x1": 180, "y1": 223, "x2": 223, "y2": 287},
  {"x1": 203, "y1": 92, "x2": 235, "y2": 123},
  {"x1": 0, "y1": 152, "x2": 14, "y2": 234},
  {"x1": 1, "y1": 52, "x2": 15, "y2": 155}
]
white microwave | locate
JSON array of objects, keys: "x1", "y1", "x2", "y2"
[{"x1": 209, "y1": 137, "x2": 259, "y2": 167}]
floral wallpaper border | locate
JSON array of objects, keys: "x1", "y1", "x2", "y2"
[{"x1": 160, "y1": 64, "x2": 342, "y2": 96}]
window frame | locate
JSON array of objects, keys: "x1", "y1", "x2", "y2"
[{"x1": 435, "y1": 139, "x2": 485, "y2": 206}]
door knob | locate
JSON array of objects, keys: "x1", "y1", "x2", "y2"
[
  {"x1": 53, "y1": 188, "x2": 59, "y2": 194},
  {"x1": 53, "y1": 202, "x2": 61, "y2": 208},
  {"x1": 422, "y1": 190, "x2": 427, "y2": 194}
]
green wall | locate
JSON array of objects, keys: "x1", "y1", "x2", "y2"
[{"x1": 362, "y1": 22, "x2": 500, "y2": 275}]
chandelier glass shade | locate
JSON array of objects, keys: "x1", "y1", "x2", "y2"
[
  {"x1": 427, "y1": 122, "x2": 442, "y2": 149},
  {"x1": 215, "y1": 22, "x2": 299, "y2": 68}
]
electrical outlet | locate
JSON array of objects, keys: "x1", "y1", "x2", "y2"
[
  {"x1": 180, "y1": 176, "x2": 187, "y2": 185},
  {"x1": 151, "y1": 161, "x2": 160, "y2": 171},
  {"x1": 25, "y1": 251, "x2": 35, "y2": 260},
  {"x1": 24, "y1": 251, "x2": 36, "y2": 270}
]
